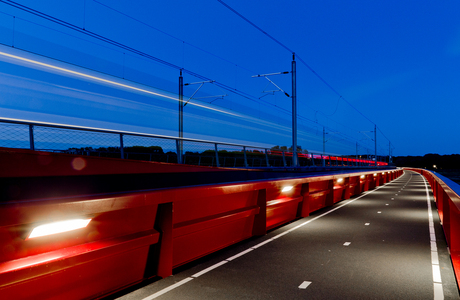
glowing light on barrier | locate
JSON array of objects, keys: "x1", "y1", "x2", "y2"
[
  {"x1": 374, "y1": 173, "x2": 377, "y2": 176},
  {"x1": 28, "y1": 219, "x2": 91, "y2": 239},
  {"x1": 281, "y1": 186, "x2": 293, "y2": 192},
  {"x1": 337, "y1": 178, "x2": 344, "y2": 183},
  {"x1": 360, "y1": 175, "x2": 365, "y2": 179}
]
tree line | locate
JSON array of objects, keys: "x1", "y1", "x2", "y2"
[{"x1": 393, "y1": 154, "x2": 460, "y2": 170}]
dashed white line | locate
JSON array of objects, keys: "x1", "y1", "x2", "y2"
[
  {"x1": 142, "y1": 277, "x2": 194, "y2": 300},
  {"x1": 141, "y1": 179, "x2": 398, "y2": 299},
  {"x1": 343, "y1": 242, "x2": 351, "y2": 246},
  {"x1": 226, "y1": 248, "x2": 254, "y2": 261},
  {"x1": 298, "y1": 281, "x2": 312, "y2": 289},
  {"x1": 191, "y1": 260, "x2": 228, "y2": 278},
  {"x1": 252, "y1": 238, "x2": 274, "y2": 249},
  {"x1": 365, "y1": 223, "x2": 370, "y2": 226}
]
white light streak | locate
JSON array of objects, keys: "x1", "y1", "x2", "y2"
[
  {"x1": 28, "y1": 219, "x2": 91, "y2": 239},
  {"x1": 281, "y1": 186, "x2": 293, "y2": 192}
]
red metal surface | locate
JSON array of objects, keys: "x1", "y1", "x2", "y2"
[
  {"x1": 0, "y1": 148, "x2": 402, "y2": 299},
  {"x1": 406, "y1": 168, "x2": 460, "y2": 284}
]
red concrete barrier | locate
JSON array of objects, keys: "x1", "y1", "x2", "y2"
[
  {"x1": 406, "y1": 168, "x2": 460, "y2": 285},
  {"x1": 0, "y1": 148, "x2": 402, "y2": 299}
]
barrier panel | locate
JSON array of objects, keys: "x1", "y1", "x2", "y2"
[
  {"x1": 405, "y1": 168, "x2": 460, "y2": 285},
  {"x1": 0, "y1": 147, "x2": 401, "y2": 299}
]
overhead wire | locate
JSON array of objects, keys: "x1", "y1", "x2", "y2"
[
  {"x1": 216, "y1": 0, "x2": 392, "y2": 143},
  {"x1": 0, "y1": 0, "x2": 294, "y2": 120},
  {"x1": 0, "y1": 0, "x2": 376, "y2": 152}
]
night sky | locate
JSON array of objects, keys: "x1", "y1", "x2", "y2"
[{"x1": 0, "y1": 0, "x2": 459, "y2": 156}]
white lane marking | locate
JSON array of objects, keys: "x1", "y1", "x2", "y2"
[
  {"x1": 385, "y1": 204, "x2": 389, "y2": 206},
  {"x1": 434, "y1": 283, "x2": 444, "y2": 300},
  {"x1": 298, "y1": 281, "x2": 312, "y2": 289},
  {"x1": 431, "y1": 251, "x2": 439, "y2": 265},
  {"x1": 377, "y1": 211, "x2": 382, "y2": 214},
  {"x1": 391, "y1": 198, "x2": 394, "y2": 200},
  {"x1": 420, "y1": 173, "x2": 444, "y2": 299},
  {"x1": 432, "y1": 265, "x2": 442, "y2": 283},
  {"x1": 272, "y1": 231, "x2": 290, "y2": 239},
  {"x1": 252, "y1": 238, "x2": 274, "y2": 249},
  {"x1": 343, "y1": 242, "x2": 351, "y2": 246},
  {"x1": 365, "y1": 223, "x2": 370, "y2": 226},
  {"x1": 142, "y1": 277, "x2": 194, "y2": 300},
  {"x1": 226, "y1": 248, "x2": 254, "y2": 261},
  {"x1": 142, "y1": 178, "x2": 399, "y2": 299},
  {"x1": 191, "y1": 260, "x2": 228, "y2": 278}
]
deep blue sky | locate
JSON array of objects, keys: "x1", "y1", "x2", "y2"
[{"x1": 0, "y1": 0, "x2": 459, "y2": 156}]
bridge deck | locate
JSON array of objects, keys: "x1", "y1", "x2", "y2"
[{"x1": 115, "y1": 171, "x2": 459, "y2": 299}]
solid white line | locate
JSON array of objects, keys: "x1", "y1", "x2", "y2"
[
  {"x1": 434, "y1": 283, "x2": 444, "y2": 300},
  {"x1": 432, "y1": 265, "x2": 442, "y2": 283},
  {"x1": 420, "y1": 173, "x2": 444, "y2": 299},
  {"x1": 431, "y1": 251, "x2": 439, "y2": 265},
  {"x1": 191, "y1": 261, "x2": 228, "y2": 278},
  {"x1": 142, "y1": 277, "x2": 194, "y2": 300},
  {"x1": 298, "y1": 281, "x2": 312, "y2": 289},
  {"x1": 142, "y1": 178, "x2": 399, "y2": 299},
  {"x1": 226, "y1": 248, "x2": 254, "y2": 261},
  {"x1": 251, "y1": 238, "x2": 274, "y2": 249},
  {"x1": 272, "y1": 231, "x2": 290, "y2": 239}
]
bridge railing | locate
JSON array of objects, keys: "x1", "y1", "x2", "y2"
[
  {"x1": 406, "y1": 168, "x2": 460, "y2": 285},
  {"x1": 0, "y1": 146, "x2": 401, "y2": 299},
  {"x1": 0, "y1": 117, "x2": 386, "y2": 168}
]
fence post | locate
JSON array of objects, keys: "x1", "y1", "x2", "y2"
[
  {"x1": 265, "y1": 149, "x2": 269, "y2": 167},
  {"x1": 176, "y1": 140, "x2": 182, "y2": 164},
  {"x1": 311, "y1": 153, "x2": 315, "y2": 166},
  {"x1": 29, "y1": 125, "x2": 35, "y2": 151},
  {"x1": 243, "y1": 146, "x2": 248, "y2": 168},
  {"x1": 215, "y1": 144, "x2": 220, "y2": 167},
  {"x1": 282, "y1": 150, "x2": 286, "y2": 167},
  {"x1": 119, "y1": 134, "x2": 124, "y2": 159}
]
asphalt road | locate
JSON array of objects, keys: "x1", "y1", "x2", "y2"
[{"x1": 114, "y1": 171, "x2": 459, "y2": 300}]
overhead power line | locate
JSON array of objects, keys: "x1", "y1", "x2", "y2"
[
  {"x1": 0, "y1": 0, "x2": 376, "y2": 151},
  {"x1": 216, "y1": 0, "x2": 391, "y2": 142}
]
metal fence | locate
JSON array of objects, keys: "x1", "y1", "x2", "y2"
[{"x1": 0, "y1": 117, "x2": 378, "y2": 168}]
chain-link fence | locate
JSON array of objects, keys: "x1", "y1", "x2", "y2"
[{"x1": 0, "y1": 118, "x2": 382, "y2": 168}]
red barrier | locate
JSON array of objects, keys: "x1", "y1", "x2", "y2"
[
  {"x1": 405, "y1": 168, "x2": 460, "y2": 284},
  {"x1": 0, "y1": 148, "x2": 402, "y2": 299}
]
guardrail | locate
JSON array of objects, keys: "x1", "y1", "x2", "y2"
[
  {"x1": 0, "y1": 148, "x2": 401, "y2": 299},
  {"x1": 406, "y1": 168, "x2": 460, "y2": 285},
  {"x1": 0, "y1": 117, "x2": 387, "y2": 168}
]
